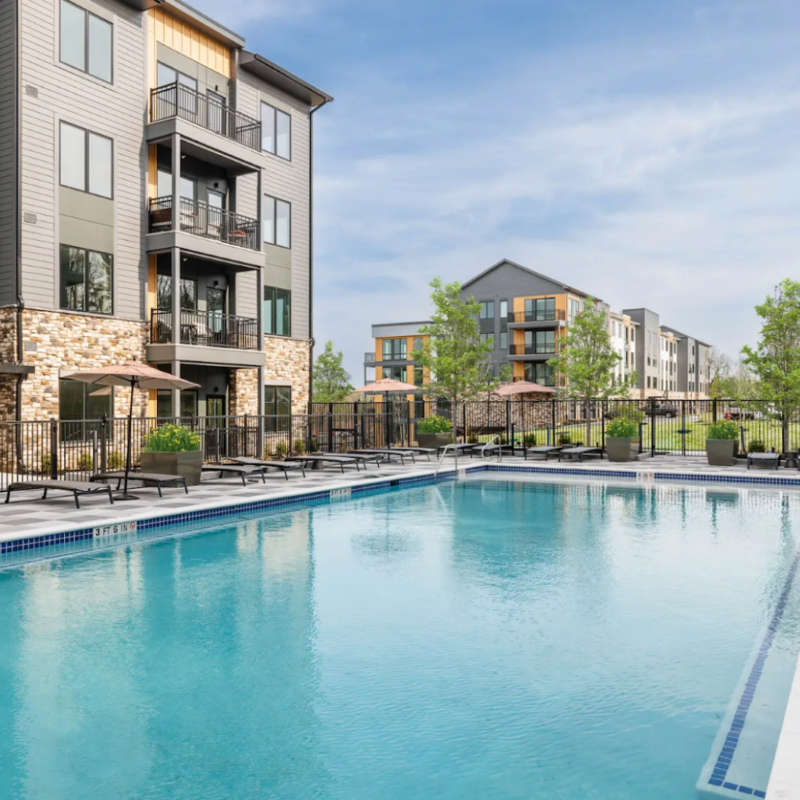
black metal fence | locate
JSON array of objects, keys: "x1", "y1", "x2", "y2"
[{"x1": 150, "y1": 309, "x2": 259, "y2": 350}]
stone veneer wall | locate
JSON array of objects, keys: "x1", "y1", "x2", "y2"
[
  {"x1": 20, "y1": 309, "x2": 148, "y2": 421},
  {"x1": 0, "y1": 308, "x2": 19, "y2": 422},
  {"x1": 264, "y1": 336, "x2": 311, "y2": 413},
  {"x1": 229, "y1": 368, "x2": 259, "y2": 416}
]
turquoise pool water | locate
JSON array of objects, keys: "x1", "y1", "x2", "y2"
[{"x1": 1, "y1": 479, "x2": 799, "y2": 800}]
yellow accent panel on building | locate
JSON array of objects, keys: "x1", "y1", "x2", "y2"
[
  {"x1": 147, "y1": 8, "x2": 232, "y2": 90},
  {"x1": 147, "y1": 145, "x2": 157, "y2": 200},
  {"x1": 511, "y1": 293, "x2": 568, "y2": 314},
  {"x1": 146, "y1": 254, "x2": 157, "y2": 317}
]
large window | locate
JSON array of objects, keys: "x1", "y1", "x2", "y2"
[
  {"x1": 263, "y1": 196, "x2": 291, "y2": 248},
  {"x1": 524, "y1": 362, "x2": 556, "y2": 386},
  {"x1": 500, "y1": 331, "x2": 508, "y2": 350},
  {"x1": 260, "y1": 102, "x2": 291, "y2": 159},
  {"x1": 60, "y1": 0, "x2": 112, "y2": 82},
  {"x1": 60, "y1": 123, "x2": 113, "y2": 199},
  {"x1": 524, "y1": 297, "x2": 556, "y2": 321},
  {"x1": 156, "y1": 62, "x2": 198, "y2": 115},
  {"x1": 264, "y1": 287, "x2": 291, "y2": 337},
  {"x1": 157, "y1": 275, "x2": 197, "y2": 310},
  {"x1": 59, "y1": 379, "x2": 113, "y2": 441},
  {"x1": 60, "y1": 246, "x2": 113, "y2": 314},
  {"x1": 265, "y1": 386, "x2": 291, "y2": 416},
  {"x1": 382, "y1": 339, "x2": 407, "y2": 360},
  {"x1": 499, "y1": 300, "x2": 508, "y2": 319},
  {"x1": 479, "y1": 301, "x2": 494, "y2": 320},
  {"x1": 382, "y1": 366, "x2": 407, "y2": 382},
  {"x1": 479, "y1": 333, "x2": 494, "y2": 347},
  {"x1": 524, "y1": 330, "x2": 555, "y2": 354}
]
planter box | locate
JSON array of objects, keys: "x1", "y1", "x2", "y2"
[
  {"x1": 706, "y1": 439, "x2": 736, "y2": 467},
  {"x1": 416, "y1": 432, "x2": 452, "y2": 450},
  {"x1": 140, "y1": 450, "x2": 203, "y2": 486},
  {"x1": 606, "y1": 436, "x2": 639, "y2": 463}
]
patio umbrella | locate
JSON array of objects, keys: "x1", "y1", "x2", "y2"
[
  {"x1": 62, "y1": 361, "x2": 199, "y2": 500},
  {"x1": 354, "y1": 378, "x2": 418, "y2": 393},
  {"x1": 493, "y1": 381, "x2": 556, "y2": 397}
]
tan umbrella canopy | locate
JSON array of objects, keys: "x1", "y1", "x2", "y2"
[
  {"x1": 62, "y1": 361, "x2": 199, "y2": 499},
  {"x1": 355, "y1": 378, "x2": 418, "y2": 393},
  {"x1": 493, "y1": 380, "x2": 556, "y2": 397}
]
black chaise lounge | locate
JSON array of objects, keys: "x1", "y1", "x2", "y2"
[
  {"x1": 524, "y1": 445, "x2": 563, "y2": 461},
  {"x1": 202, "y1": 464, "x2": 279, "y2": 486},
  {"x1": 479, "y1": 443, "x2": 515, "y2": 457},
  {"x1": 5, "y1": 479, "x2": 114, "y2": 509},
  {"x1": 228, "y1": 457, "x2": 307, "y2": 479},
  {"x1": 91, "y1": 471, "x2": 188, "y2": 496},
  {"x1": 747, "y1": 452, "x2": 781, "y2": 470},
  {"x1": 436, "y1": 442, "x2": 477, "y2": 458},
  {"x1": 285, "y1": 454, "x2": 377, "y2": 473},
  {"x1": 387, "y1": 447, "x2": 435, "y2": 460},
  {"x1": 348, "y1": 448, "x2": 414, "y2": 464},
  {"x1": 558, "y1": 446, "x2": 602, "y2": 463}
]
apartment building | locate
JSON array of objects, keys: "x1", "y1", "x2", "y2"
[
  {"x1": 363, "y1": 322, "x2": 428, "y2": 386},
  {"x1": 0, "y1": 0, "x2": 331, "y2": 424},
  {"x1": 366, "y1": 260, "x2": 712, "y2": 398}
]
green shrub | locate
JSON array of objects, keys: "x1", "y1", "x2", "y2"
[
  {"x1": 615, "y1": 405, "x2": 644, "y2": 423},
  {"x1": 308, "y1": 438, "x2": 319, "y2": 453},
  {"x1": 41, "y1": 454, "x2": 51, "y2": 474},
  {"x1": 466, "y1": 434, "x2": 479, "y2": 444},
  {"x1": 558, "y1": 433, "x2": 571, "y2": 445},
  {"x1": 77, "y1": 453, "x2": 93, "y2": 471},
  {"x1": 293, "y1": 440, "x2": 306, "y2": 455},
  {"x1": 106, "y1": 451, "x2": 124, "y2": 471},
  {"x1": 142, "y1": 423, "x2": 200, "y2": 453},
  {"x1": 274, "y1": 442, "x2": 288, "y2": 458},
  {"x1": 417, "y1": 415, "x2": 452, "y2": 434},
  {"x1": 606, "y1": 418, "x2": 638, "y2": 438},
  {"x1": 747, "y1": 439, "x2": 766, "y2": 453},
  {"x1": 523, "y1": 433, "x2": 537, "y2": 447},
  {"x1": 707, "y1": 419, "x2": 739, "y2": 440}
]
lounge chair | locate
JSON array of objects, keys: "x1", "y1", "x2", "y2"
[
  {"x1": 5, "y1": 479, "x2": 114, "y2": 509},
  {"x1": 747, "y1": 452, "x2": 781, "y2": 470},
  {"x1": 202, "y1": 464, "x2": 275, "y2": 486},
  {"x1": 348, "y1": 448, "x2": 413, "y2": 463},
  {"x1": 479, "y1": 443, "x2": 515, "y2": 458},
  {"x1": 90, "y1": 472, "x2": 188, "y2": 496},
  {"x1": 524, "y1": 445, "x2": 563, "y2": 461},
  {"x1": 284, "y1": 454, "x2": 365, "y2": 473},
  {"x1": 388, "y1": 447, "x2": 435, "y2": 460},
  {"x1": 436, "y1": 442, "x2": 476, "y2": 458},
  {"x1": 227, "y1": 457, "x2": 307, "y2": 479},
  {"x1": 558, "y1": 446, "x2": 602, "y2": 463}
]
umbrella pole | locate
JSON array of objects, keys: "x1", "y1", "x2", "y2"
[{"x1": 117, "y1": 378, "x2": 139, "y2": 500}]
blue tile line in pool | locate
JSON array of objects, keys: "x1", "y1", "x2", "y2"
[{"x1": 706, "y1": 549, "x2": 800, "y2": 798}]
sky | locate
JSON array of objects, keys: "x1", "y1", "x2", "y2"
[{"x1": 193, "y1": 0, "x2": 800, "y2": 384}]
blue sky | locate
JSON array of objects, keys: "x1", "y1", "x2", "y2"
[{"x1": 195, "y1": 0, "x2": 800, "y2": 383}]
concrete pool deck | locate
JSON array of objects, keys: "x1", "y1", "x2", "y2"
[{"x1": 2, "y1": 451, "x2": 800, "y2": 800}]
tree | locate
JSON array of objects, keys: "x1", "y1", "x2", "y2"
[
  {"x1": 741, "y1": 279, "x2": 800, "y2": 453},
  {"x1": 546, "y1": 298, "x2": 635, "y2": 445},
  {"x1": 312, "y1": 341, "x2": 354, "y2": 402},
  {"x1": 708, "y1": 347, "x2": 733, "y2": 399},
  {"x1": 412, "y1": 278, "x2": 500, "y2": 412}
]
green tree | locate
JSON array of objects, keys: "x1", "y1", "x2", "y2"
[
  {"x1": 546, "y1": 298, "x2": 636, "y2": 445},
  {"x1": 708, "y1": 347, "x2": 733, "y2": 399},
  {"x1": 312, "y1": 341, "x2": 354, "y2": 402},
  {"x1": 412, "y1": 278, "x2": 500, "y2": 414},
  {"x1": 741, "y1": 279, "x2": 800, "y2": 453}
]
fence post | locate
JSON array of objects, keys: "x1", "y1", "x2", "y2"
[
  {"x1": 551, "y1": 399, "x2": 556, "y2": 446},
  {"x1": 650, "y1": 401, "x2": 656, "y2": 457},
  {"x1": 601, "y1": 402, "x2": 606, "y2": 452},
  {"x1": 328, "y1": 402, "x2": 334, "y2": 453},
  {"x1": 505, "y1": 400, "x2": 511, "y2": 446},
  {"x1": 712, "y1": 398, "x2": 717, "y2": 423},
  {"x1": 91, "y1": 429, "x2": 98, "y2": 473},
  {"x1": 50, "y1": 418, "x2": 58, "y2": 479},
  {"x1": 100, "y1": 413, "x2": 107, "y2": 473},
  {"x1": 461, "y1": 402, "x2": 467, "y2": 444},
  {"x1": 353, "y1": 404, "x2": 358, "y2": 450},
  {"x1": 681, "y1": 400, "x2": 686, "y2": 457}
]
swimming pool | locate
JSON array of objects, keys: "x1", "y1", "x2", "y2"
[{"x1": 1, "y1": 478, "x2": 798, "y2": 800}]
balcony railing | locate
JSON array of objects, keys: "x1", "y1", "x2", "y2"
[
  {"x1": 150, "y1": 309, "x2": 259, "y2": 350},
  {"x1": 148, "y1": 196, "x2": 260, "y2": 251},
  {"x1": 364, "y1": 352, "x2": 376, "y2": 363},
  {"x1": 509, "y1": 344, "x2": 557, "y2": 356},
  {"x1": 507, "y1": 309, "x2": 567, "y2": 323},
  {"x1": 150, "y1": 83, "x2": 262, "y2": 151}
]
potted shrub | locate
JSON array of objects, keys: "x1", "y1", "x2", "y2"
[
  {"x1": 706, "y1": 419, "x2": 739, "y2": 466},
  {"x1": 140, "y1": 423, "x2": 202, "y2": 485},
  {"x1": 747, "y1": 439, "x2": 766, "y2": 455},
  {"x1": 605, "y1": 417, "x2": 640, "y2": 462},
  {"x1": 416, "y1": 415, "x2": 453, "y2": 449}
]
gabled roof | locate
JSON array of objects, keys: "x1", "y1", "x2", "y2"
[
  {"x1": 461, "y1": 259, "x2": 600, "y2": 301},
  {"x1": 240, "y1": 52, "x2": 333, "y2": 108}
]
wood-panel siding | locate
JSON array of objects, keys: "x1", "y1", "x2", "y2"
[
  {"x1": 236, "y1": 71, "x2": 311, "y2": 341},
  {"x1": 19, "y1": 0, "x2": 147, "y2": 319},
  {"x1": 147, "y1": 8, "x2": 230, "y2": 88},
  {"x1": 0, "y1": 0, "x2": 17, "y2": 306}
]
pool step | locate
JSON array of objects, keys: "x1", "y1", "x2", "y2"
[{"x1": 697, "y1": 552, "x2": 800, "y2": 799}]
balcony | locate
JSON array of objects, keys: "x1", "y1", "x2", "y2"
[
  {"x1": 507, "y1": 309, "x2": 567, "y2": 328},
  {"x1": 509, "y1": 344, "x2": 557, "y2": 356},
  {"x1": 150, "y1": 309, "x2": 259, "y2": 350},
  {"x1": 150, "y1": 83, "x2": 261, "y2": 152},
  {"x1": 364, "y1": 352, "x2": 376, "y2": 365},
  {"x1": 148, "y1": 197, "x2": 260, "y2": 252}
]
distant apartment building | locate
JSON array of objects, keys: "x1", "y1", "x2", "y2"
[
  {"x1": 0, "y1": 0, "x2": 331, "y2": 423},
  {"x1": 365, "y1": 260, "x2": 711, "y2": 399}
]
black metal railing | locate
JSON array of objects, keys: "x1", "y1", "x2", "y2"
[
  {"x1": 150, "y1": 309, "x2": 259, "y2": 350},
  {"x1": 149, "y1": 83, "x2": 262, "y2": 151},
  {"x1": 509, "y1": 344, "x2": 557, "y2": 356},
  {"x1": 364, "y1": 352, "x2": 376, "y2": 363},
  {"x1": 507, "y1": 309, "x2": 566, "y2": 323},
  {"x1": 148, "y1": 196, "x2": 260, "y2": 251}
]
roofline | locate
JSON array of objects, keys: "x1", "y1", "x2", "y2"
[
  {"x1": 240, "y1": 51, "x2": 333, "y2": 107},
  {"x1": 461, "y1": 259, "x2": 601, "y2": 302},
  {"x1": 371, "y1": 320, "x2": 431, "y2": 330},
  {"x1": 161, "y1": 0, "x2": 245, "y2": 48}
]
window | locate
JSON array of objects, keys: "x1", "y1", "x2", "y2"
[
  {"x1": 568, "y1": 298, "x2": 581, "y2": 322},
  {"x1": 479, "y1": 333, "x2": 494, "y2": 347},
  {"x1": 261, "y1": 102, "x2": 291, "y2": 159},
  {"x1": 157, "y1": 275, "x2": 197, "y2": 311},
  {"x1": 382, "y1": 339, "x2": 407, "y2": 360},
  {"x1": 524, "y1": 297, "x2": 556, "y2": 321},
  {"x1": 60, "y1": 123, "x2": 112, "y2": 198},
  {"x1": 525, "y1": 330, "x2": 555, "y2": 354},
  {"x1": 156, "y1": 390, "x2": 198, "y2": 419},
  {"x1": 264, "y1": 386, "x2": 292, "y2": 429},
  {"x1": 60, "y1": 246, "x2": 112, "y2": 314},
  {"x1": 413, "y1": 337, "x2": 423, "y2": 354},
  {"x1": 524, "y1": 362, "x2": 556, "y2": 386},
  {"x1": 500, "y1": 331, "x2": 508, "y2": 350},
  {"x1": 263, "y1": 196, "x2": 291, "y2": 248},
  {"x1": 59, "y1": 379, "x2": 113, "y2": 441},
  {"x1": 479, "y1": 301, "x2": 494, "y2": 320},
  {"x1": 60, "y1": 0, "x2": 112, "y2": 82},
  {"x1": 499, "y1": 300, "x2": 508, "y2": 319},
  {"x1": 156, "y1": 62, "x2": 198, "y2": 115},
  {"x1": 382, "y1": 366, "x2": 407, "y2": 382},
  {"x1": 264, "y1": 286, "x2": 291, "y2": 336},
  {"x1": 414, "y1": 367, "x2": 424, "y2": 387}
]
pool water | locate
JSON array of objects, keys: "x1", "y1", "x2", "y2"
[{"x1": 1, "y1": 479, "x2": 799, "y2": 800}]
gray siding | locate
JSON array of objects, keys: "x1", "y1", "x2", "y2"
[
  {"x1": 624, "y1": 308, "x2": 660, "y2": 389},
  {"x1": 19, "y1": 0, "x2": 146, "y2": 319},
  {"x1": 0, "y1": 0, "x2": 17, "y2": 306},
  {"x1": 236, "y1": 70, "x2": 311, "y2": 341}
]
